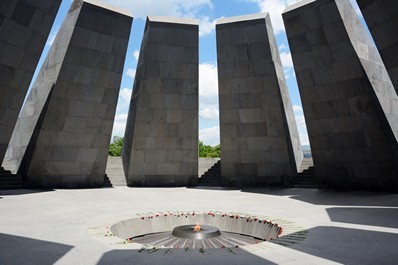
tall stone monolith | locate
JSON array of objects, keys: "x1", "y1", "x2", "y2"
[
  {"x1": 3, "y1": 0, "x2": 132, "y2": 188},
  {"x1": 216, "y1": 13, "x2": 303, "y2": 187},
  {"x1": 356, "y1": 0, "x2": 398, "y2": 92},
  {"x1": 283, "y1": 0, "x2": 398, "y2": 191},
  {"x1": 122, "y1": 16, "x2": 199, "y2": 187},
  {"x1": 0, "y1": 0, "x2": 61, "y2": 164}
]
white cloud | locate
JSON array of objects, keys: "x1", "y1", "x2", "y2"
[
  {"x1": 200, "y1": 104, "x2": 219, "y2": 119},
  {"x1": 113, "y1": 89, "x2": 132, "y2": 137},
  {"x1": 292, "y1": 105, "x2": 309, "y2": 145},
  {"x1": 199, "y1": 63, "x2": 218, "y2": 100},
  {"x1": 198, "y1": 16, "x2": 219, "y2": 36},
  {"x1": 126, "y1": 69, "x2": 136, "y2": 79},
  {"x1": 280, "y1": 51, "x2": 293, "y2": 68},
  {"x1": 199, "y1": 126, "x2": 220, "y2": 146},
  {"x1": 247, "y1": 0, "x2": 300, "y2": 34},
  {"x1": 112, "y1": 114, "x2": 128, "y2": 137},
  {"x1": 133, "y1": 50, "x2": 140, "y2": 61},
  {"x1": 248, "y1": 0, "x2": 362, "y2": 35},
  {"x1": 120, "y1": 88, "x2": 132, "y2": 103},
  {"x1": 279, "y1": 43, "x2": 288, "y2": 51},
  {"x1": 199, "y1": 62, "x2": 219, "y2": 121},
  {"x1": 103, "y1": 0, "x2": 213, "y2": 19},
  {"x1": 103, "y1": 0, "x2": 215, "y2": 37},
  {"x1": 293, "y1": 105, "x2": 303, "y2": 112}
]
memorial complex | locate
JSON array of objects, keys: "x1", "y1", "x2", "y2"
[
  {"x1": 1, "y1": 0, "x2": 398, "y2": 264},
  {"x1": 0, "y1": 0, "x2": 397, "y2": 191}
]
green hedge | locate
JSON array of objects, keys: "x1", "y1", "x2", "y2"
[
  {"x1": 199, "y1": 141, "x2": 220, "y2": 158},
  {"x1": 109, "y1": 137, "x2": 220, "y2": 158},
  {"x1": 109, "y1": 136, "x2": 124, "y2": 156}
]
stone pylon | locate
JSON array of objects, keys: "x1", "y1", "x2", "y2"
[
  {"x1": 356, "y1": 0, "x2": 398, "y2": 92},
  {"x1": 283, "y1": 0, "x2": 398, "y2": 191},
  {"x1": 0, "y1": 0, "x2": 61, "y2": 164},
  {"x1": 4, "y1": 0, "x2": 132, "y2": 188},
  {"x1": 216, "y1": 13, "x2": 303, "y2": 187},
  {"x1": 123, "y1": 16, "x2": 199, "y2": 187}
]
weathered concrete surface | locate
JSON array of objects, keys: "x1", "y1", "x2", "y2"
[
  {"x1": 356, "y1": 0, "x2": 398, "y2": 92},
  {"x1": 198, "y1": 158, "x2": 220, "y2": 177},
  {"x1": 283, "y1": 0, "x2": 398, "y2": 191},
  {"x1": 105, "y1": 156, "x2": 127, "y2": 186},
  {"x1": 123, "y1": 16, "x2": 199, "y2": 187},
  {"x1": 0, "y1": 0, "x2": 61, "y2": 164},
  {"x1": 3, "y1": 0, "x2": 132, "y2": 188},
  {"x1": 0, "y1": 187, "x2": 397, "y2": 264},
  {"x1": 216, "y1": 13, "x2": 303, "y2": 187}
]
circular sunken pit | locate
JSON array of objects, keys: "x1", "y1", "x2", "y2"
[{"x1": 109, "y1": 211, "x2": 283, "y2": 250}]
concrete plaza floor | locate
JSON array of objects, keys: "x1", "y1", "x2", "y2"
[{"x1": 0, "y1": 187, "x2": 397, "y2": 264}]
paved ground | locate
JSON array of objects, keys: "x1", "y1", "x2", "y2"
[{"x1": 0, "y1": 187, "x2": 397, "y2": 264}]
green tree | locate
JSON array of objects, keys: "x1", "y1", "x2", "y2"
[
  {"x1": 199, "y1": 141, "x2": 220, "y2": 158},
  {"x1": 109, "y1": 136, "x2": 124, "y2": 156}
]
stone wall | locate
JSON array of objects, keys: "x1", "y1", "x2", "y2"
[
  {"x1": 283, "y1": 0, "x2": 398, "y2": 191},
  {"x1": 356, "y1": 0, "x2": 398, "y2": 92},
  {"x1": 0, "y1": 0, "x2": 61, "y2": 164},
  {"x1": 216, "y1": 13, "x2": 303, "y2": 187},
  {"x1": 3, "y1": 0, "x2": 132, "y2": 188},
  {"x1": 122, "y1": 16, "x2": 199, "y2": 187}
]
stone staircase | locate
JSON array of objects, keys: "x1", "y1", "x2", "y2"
[
  {"x1": 0, "y1": 167, "x2": 23, "y2": 190},
  {"x1": 197, "y1": 160, "x2": 222, "y2": 186},
  {"x1": 294, "y1": 158, "x2": 317, "y2": 189},
  {"x1": 104, "y1": 156, "x2": 127, "y2": 187}
]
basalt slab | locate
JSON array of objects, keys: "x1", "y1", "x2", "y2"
[
  {"x1": 0, "y1": 0, "x2": 61, "y2": 164},
  {"x1": 3, "y1": 0, "x2": 132, "y2": 188},
  {"x1": 283, "y1": 0, "x2": 398, "y2": 191},
  {"x1": 356, "y1": 0, "x2": 398, "y2": 92},
  {"x1": 122, "y1": 16, "x2": 199, "y2": 187},
  {"x1": 216, "y1": 13, "x2": 303, "y2": 187}
]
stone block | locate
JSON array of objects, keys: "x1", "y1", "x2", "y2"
[
  {"x1": 0, "y1": 0, "x2": 61, "y2": 164},
  {"x1": 3, "y1": 0, "x2": 132, "y2": 188},
  {"x1": 357, "y1": 0, "x2": 398, "y2": 93},
  {"x1": 283, "y1": 0, "x2": 398, "y2": 191},
  {"x1": 123, "y1": 16, "x2": 198, "y2": 187},
  {"x1": 216, "y1": 13, "x2": 303, "y2": 186}
]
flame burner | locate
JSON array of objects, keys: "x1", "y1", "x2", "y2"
[{"x1": 172, "y1": 225, "x2": 221, "y2": 240}]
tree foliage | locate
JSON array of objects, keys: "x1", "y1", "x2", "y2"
[
  {"x1": 109, "y1": 138, "x2": 220, "y2": 158},
  {"x1": 199, "y1": 141, "x2": 220, "y2": 158},
  {"x1": 109, "y1": 136, "x2": 124, "y2": 156}
]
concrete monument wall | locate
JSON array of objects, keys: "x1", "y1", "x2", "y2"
[
  {"x1": 216, "y1": 13, "x2": 303, "y2": 187},
  {"x1": 283, "y1": 0, "x2": 398, "y2": 191},
  {"x1": 123, "y1": 16, "x2": 198, "y2": 187},
  {"x1": 3, "y1": 0, "x2": 132, "y2": 188},
  {"x1": 0, "y1": 0, "x2": 61, "y2": 164},
  {"x1": 356, "y1": 0, "x2": 398, "y2": 92}
]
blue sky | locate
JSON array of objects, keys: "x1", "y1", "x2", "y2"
[{"x1": 32, "y1": 0, "x2": 364, "y2": 146}]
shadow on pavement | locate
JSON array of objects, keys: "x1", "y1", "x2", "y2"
[
  {"x1": 0, "y1": 233, "x2": 73, "y2": 265},
  {"x1": 326, "y1": 207, "x2": 398, "y2": 228},
  {"x1": 281, "y1": 226, "x2": 398, "y2": 265},
  {"x1": 0, "y1": 189, "x2": 54, "y2": 196},
  {"x1": 97, "y1": 247, "x2": 278, "y2": 265},
  {"x1": 240, "y1": 188, "x2": 398, "y2": 207}
]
